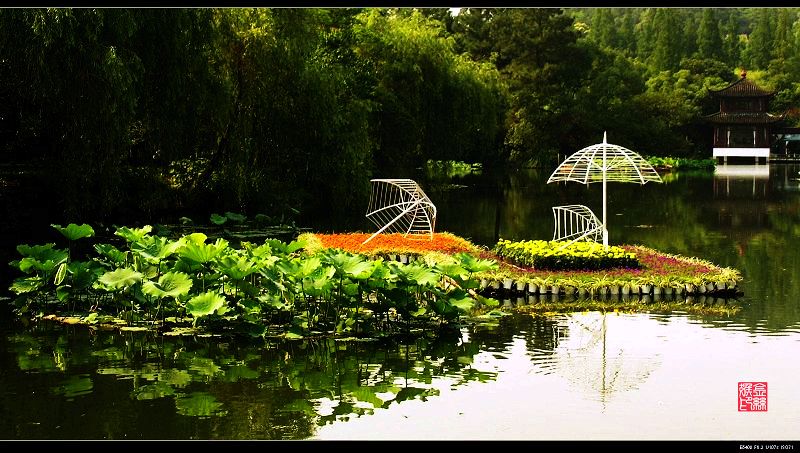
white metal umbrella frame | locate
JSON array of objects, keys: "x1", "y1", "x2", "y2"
[
  {"x1": 363, "y1": 179, "x2": 437, "y2": 245},
  {"x1": 547, "y1": 132, "x2": 662, "y2": 248}
]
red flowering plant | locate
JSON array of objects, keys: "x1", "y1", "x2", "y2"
[{"x1": 299, "y1": 232, "x2": 481, "y2": 256}]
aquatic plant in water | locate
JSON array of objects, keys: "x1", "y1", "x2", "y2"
[{"x1": 8, "y1": 224, "x2": 499, "y2": 339}]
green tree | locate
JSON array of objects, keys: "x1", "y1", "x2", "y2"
[
  {"x1": 634, "y1": 8, "x2": 657, "y2": 61},
  {"x1": 0, "y1": 9, "x2": 143, "y2": 220},
  {"x1": 697, "y1": 9, "x2": 724, "y2": 61},
  {"x1": 745, "y1": 9, "x2": 774, "y2": 70},
  {"x1": 488, "y1": 8, "x2": 591, "y2": 164},
  {"x1": 590, "y1": 8, "x2": 618, "y2": 49},
  {"x1": 354, "y1": 9, "x2": 505, "y2": 171},
  {"x1": 451, "y1": 8, "x2": 494, "y2": 61},
  {"x1": 772, "y1": 9, "x2": 795, "y2": 62},
  {"x1": 650, "y1": 9, "x2": 684, "y2": 72},
  {"x1": 723, "y1": 12, "x2": 742, "y2": 67}
]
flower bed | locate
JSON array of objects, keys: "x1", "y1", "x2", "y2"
[
  {"x1": 476, "y1": 245, "x2": 740, "y2": 295},
  {"x1": 492, "y1": 239, "x2": 640, "y2": 270},
  {"x1": 300, "y1": 232, "x2": 481, "y2": 256}
]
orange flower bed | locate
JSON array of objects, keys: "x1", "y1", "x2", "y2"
[{"x1": 301, "y1": 232, "x2": 481, "y2": 255}]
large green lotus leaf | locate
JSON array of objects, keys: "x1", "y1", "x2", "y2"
[
  {"x1": 477, "y1": 295, "x2": 499, "y2": 308},
  {"x1": 216, "y1": 255, "x2": 256, "y2": 280},
  {"x1": 51, "y1": 375, "x2": 93, "y2": 399},
  {"x1": 17, "y1": 245, "x2": 67, "y2": 267},
  {"x1": 392, "y1": 263, "x2": 440, "y2": 287},
  {"x1": 19, "y1": 254, "x2": 68, "y2": 274},
  {"x1": 142, "y1": 272, "x2": 193, "y2": 299},
  {"x1": 430, "y1": 298, "x2": 459, "y2": 319},
  {"x1": 180, "y1": 238, "x2": 228, "y2": 264},
  {"x1": 370, "y1": 261, "x2": 391, "y2": 280},
  {"x1": 297, "y1": 256, "x2": 321, "y2": 278},
  {"x1": 67, "y1": 261, "x2": 103, "y2": 290},
  {"x1": 351, "y1": 387, "x2": 386, "y2": 409},
  {"x1": 263, "y1": 239, "x2": 287, "y2": 254},
  {"x1": 285, "y1": 239, "x2": 306, "y2": 254},
  {"x1": 223, "y1": 365, "x2": 259, "y2": 382},
  {"x1": 157, "y1": 369, "x2": 193, "y2": 387},
  {"x1": 97, "y1": 268, "x2": 143, "y2": 290},
  {"x1": 16, "y1": 243, "x2": 56, "y2": 258},
  {"x1": 188, "y1": 357, "x2": 223, "y2": 376},
  {"x1": 264, "y1": 238, "x2": 305, "y2": 255},
  {"x1": 94, "y1": 244, "x2": 128, "y2": 265},
  {"x1": 237, "y1": 298, "x2": 261, "y2": 315},
  {"x1": 454, "y1": 252, "x2": 497, "y2": 273},
  {"x1": 10, "y1": 277, "x2": 43, "y2": 294},
  {"x1": 257, "y1": 294, "x2": 288, "y2": 310},
  {"x1": 56, "y1": 285, "x2": 71, "y2": 302},
  {"x1": 209, "y1": 213, "x2": 228, "y2": 225},
  {"x1": 183, "y1": 232, "x2": 208, "y2": 245},
  {"x1": 223, "y1": 211, "x2": 246, "y2": 223},
  {"x1": 186, "y1": 291, "x2": 226, "y2": 318},
  {"x1": 302, "y1": 270, "x2": 334, "y2": 295},
  {"x1": 448, "y1": 292, "x2": 476, "y2": 313},
  {"x1": 115, "y1": 225, "x2": 152, "y2": 243},
  {"x1": 435, "y1": 263, "x2": 468, "y2": 278},
  {"x1": 132, "y1": 236, "x2": 184, "y2": 262},
  {"x1": 244, "y1": 242, "x2": 272, "y2": 258},
  {"x1": 274, "y1": 259, "x2": 299, "y2": 279},
  {"x1": 51, "y1": 223, "x2": 95, "y2": 241},
  {"x1": 327, "y1": 253, "x2": 374, "y2": 279}
]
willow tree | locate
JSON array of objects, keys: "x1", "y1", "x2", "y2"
[
  {"x1": 353, "y1": 9, "x2": 505, "y2": 172},
  {"x1": 488, "y1": 8, "x2": 591, "y2": 164},
  {"x1": 0, "y1": 9, "x2": 142, "y2": 220}
]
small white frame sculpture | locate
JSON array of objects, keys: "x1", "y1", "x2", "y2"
[
  {"x1": 552, "y1": 204, "x2": 603, "y2": 248},
  {"x1": 363, "y1": 179, "x2": 437, "y2": 245},
  {"x1": 547, "y1": 132, "x2": 662, "y2": 248}
]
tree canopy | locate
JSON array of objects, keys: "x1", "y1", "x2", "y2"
[{"x1": 1, "y1": 8, "x2": 798, "y2": 223}]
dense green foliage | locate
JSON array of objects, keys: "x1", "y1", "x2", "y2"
[
  {"x1": 492, "y1": 239, "x2": 640, "y2": 271},
  {"x1": 8, "y1": 223, "x2": 499, "y2": 338},
  {"x1": 2, "y1": 8, "x2": 799, "y2": 223},
  {"x1": 645, "y1": 156, "x2": 717, "y2": 171}
]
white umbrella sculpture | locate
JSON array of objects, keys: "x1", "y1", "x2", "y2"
[
  {"x1": 363, "y1": 179, "x2": 437, "y2": 245},
  {"x1": 547, "y1": 132, "x2": 663, "y2": 248}
]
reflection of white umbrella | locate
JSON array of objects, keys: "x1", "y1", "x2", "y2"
[
  {"x1": 547, "y1": 132, "x2": 662, "y2": 247},
  {"x1": 550, "y1": 312, "x2": 661, "y2": 407}
]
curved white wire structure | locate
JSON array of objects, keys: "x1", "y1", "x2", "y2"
[
  {"x1": 552, "y1": 204, "x2": 603, "y2": 249},
  {"x1": 547, "y1": 132, "x2": 662, "y2": 247},
  {"x1": 363, "y1": 179, "x2": 437, "y2": 245}
]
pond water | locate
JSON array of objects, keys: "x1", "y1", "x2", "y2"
[{"x1": 1, "y1": 164, "x2": 799, "y2": 440}]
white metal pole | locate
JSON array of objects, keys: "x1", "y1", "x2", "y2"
[{"x1": 602, "y1": 132, "x2": 609, "y2": 249}]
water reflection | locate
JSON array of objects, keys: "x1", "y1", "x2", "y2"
[
  {"x1": 528, "y1": 312, "x2": 661, "y2": 408},
  {"x1": 315, "y1": 311, "x2": 800, "y2": 440},
  {"x1": 0, "y1": 320, "x2": 501, "y2": 439},
  {"x1": 3, "y1": 308, "x2": 799, "y2": 439}
]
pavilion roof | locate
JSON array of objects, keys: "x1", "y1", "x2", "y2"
[
  {"x1": 704, "y1": 111, "x2": 784, "y2": 124},
  {"x1": 709, "y1": 76, "x2": 775, "y2": 98}
]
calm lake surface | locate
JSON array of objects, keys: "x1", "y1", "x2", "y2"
[{"x1": 1, "y1": 164, "x2": 799, "y2": 440}]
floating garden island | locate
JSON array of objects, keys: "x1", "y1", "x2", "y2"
[
  {"x1": 7, "y1": 224, "x2": 743, "y2": 340},
  {"x1": 302, "y1": 232, "x2": 742, "y2": 298}
]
